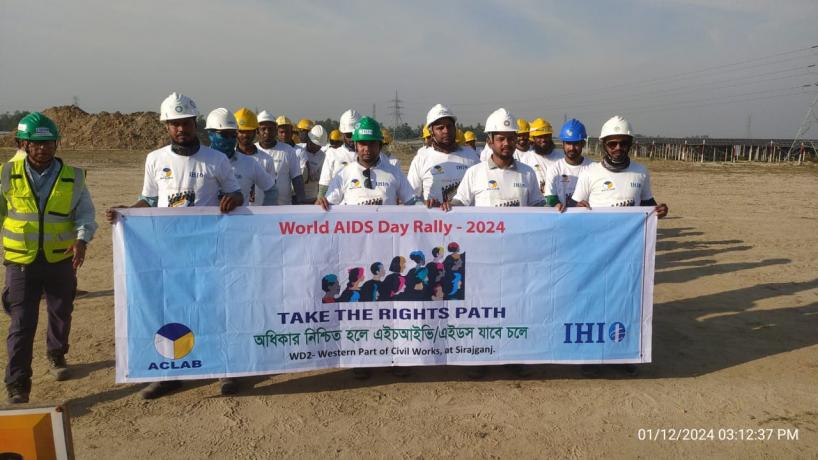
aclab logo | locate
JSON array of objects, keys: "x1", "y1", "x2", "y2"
[
  {"x1": 563, "y1": 322, "x2": 627, "y2": 343},
  {"x1": 148, "y1": 323, "x2": 202, "y2": 370}
]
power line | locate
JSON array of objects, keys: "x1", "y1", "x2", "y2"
[{"x1": 388, "y1": 90, "x2": 404, "y2": 131}]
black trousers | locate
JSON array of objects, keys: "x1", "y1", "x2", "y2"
[{"x1": 3, "y1": 255, "x2": 76, "y2": 385}]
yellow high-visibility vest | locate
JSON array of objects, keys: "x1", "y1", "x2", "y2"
[{"x1": 1, "y1": 159, "x2": 83, "y2": 264}]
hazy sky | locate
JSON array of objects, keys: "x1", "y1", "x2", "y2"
[{"x1": 2, "y1": 0, "x2": 817, "y2": 138}]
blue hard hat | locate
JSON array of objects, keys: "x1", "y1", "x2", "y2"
[{"x1": 559, "y1": 118, "x2": 587, "y2": 142}]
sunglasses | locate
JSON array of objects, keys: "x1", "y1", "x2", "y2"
[
  {"x1": 362, "y1": 168, "x2": 373, "y2": 189},
  {"x1": 605, "y1": 140, "x2": 632, "y2": 149}
]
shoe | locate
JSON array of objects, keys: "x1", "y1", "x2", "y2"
[
  {"x1": 391, "y1": 367, "x2": 412, "y2": 378},
  {"x1": 619, "y1": 364, "x2": 640, "y2": 377},
  {"x1": 506, "y1": 364, "x2": 533, "y2": 378},
  {"x1": 352, "y1": 368, "x2": 372, "y2": 380},
  {"x1": 219, "y1": 378, "x2": 239, "y2": 395},
  {"x1": 47, "y1": 352, "x2": 70, "y2": 381},
  {"x1": 466, "y1": 366, "x2": 488, "y2": 380},
  {"x1": 140, "y1": 380, "x2": 182, "y2": 400},
  {"x1": 6, "y1": 380, "x2": 31, "y2": 404},
  {"x1": 580, "y1": 365, "x2": 602, "y2": 378}
]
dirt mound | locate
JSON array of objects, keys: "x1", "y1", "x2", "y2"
[{"x1": 0, "y1": 105, "x2": 168, "y2": 150}]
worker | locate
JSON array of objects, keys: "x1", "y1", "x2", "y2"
[
  {"x1": 544, "y1": 119, "x2": 593, "y2": 208},
  {"x1": 519, "y1": 117, "x2": 560, "y2": 194},
  {"x1": 406, "y1": 104, "x2": 479, "y2": 207},
  {"x1": 205, "y1": 108, "x2": 277, "y2": 207},
  {"x1": 421, "y1": 124, "x2": 432, "y2": 147},
  {"x1": 463, "y1": 130, "x2": 477, "y2": 152},
  {"x1": 317, "y1": 109, "x2": 361, "y2": 198},
  {"x1": 303, "y1": 125, "x2": 327, "y2": 202},
  {"x1": 381, "y1": 127, "x2": 400, "y2": 168},
  {"x1": 255, "y1": 111, "x2": 306, "y2": 205},
  {"x1": 2, "y1": 113, "x2": 97, "y2": 404},
  {"x1": 443, "y1": 107, "x2": 544, "y2": 380},
  {"x1": 105, "y1": 93, "x2": 242, "y2": 400},
  {"x1": 515, "y1": 118, "x2": 531, "y2": 154},
  {"x1": 296, "y1": 118, "x2": 314, "y2": 145},
  {"x1": 328, "y1": 129, "x2": 343, "y2": 149}
]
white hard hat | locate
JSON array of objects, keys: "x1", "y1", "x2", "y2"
[
  {"x1": 600, "y1": 115, "x2": 633, "y2": 139},
  {"x1": 159, "y1": 92, "x2": 199, "y2": 121},
  {"x1": 308, "y1": 125, "x2": 328, "y2": 145},
  {"x1": 425, "y1": 103, "x2": 456, "y2": 127},
  {"x1": 257, "y1": 110, "x2": 276, "y2": 123},
  {"x1": 205, "y1": 108, "x2": 238, "y2": 130},
  {"x1": 339, "y1": 109, "x2": 362, "y2": 133},
  {"x1": 485, "y1": 108, "x2": 516, "y2": 133}
]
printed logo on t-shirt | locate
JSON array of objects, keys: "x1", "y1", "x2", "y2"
[
  {"x1": 168, "y1": 191, "x2": 195, "y2": 207},
  {"x1": 356, "y1": 197, "x2": 384, "y2": 206},
  {"x1": 487, "y1": 180, "x2": 499, "y2": 191},
  {"x1": 601, "y1": 180, "x2": 616, "y2": 191},
  {"x1": 349, "y1": 178, "x2": 363, "y2": 189},
  {"x1": 630, "y1": 182, "x2": 642, "y2": 189},
  {"x1": 161, "y1": 167, "x2": 173, "y2": 179},
  {"x1": 512, "y1": 182, "x2": 526, "y2": 188},
  {"x1": 495, "y1": 199, "x2": 520, "y2": 207},
  {"x1": 431, "y1": 165, "x2": 445, "y2": 175},
  {"x1": 560, "y1": 174, "x2": 570, "y2": 183}
]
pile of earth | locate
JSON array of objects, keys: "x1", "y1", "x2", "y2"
[{"x1": 0, "y1": 105, "x2": 168, "y2": 150}]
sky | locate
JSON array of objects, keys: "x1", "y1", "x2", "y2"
[{"x1": 1, "y1": 0, "x2": 817, "y2": 138}]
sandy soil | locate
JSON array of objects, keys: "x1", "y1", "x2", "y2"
[{"x1": 0, "y1": 147, "x2": 816, "y2": 459}]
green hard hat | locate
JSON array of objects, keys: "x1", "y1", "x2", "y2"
[
  {"x1": 352, "y1": 116, "x2": 384, "y2": 142},
  {"x1": 18, "y1": 112, "x2": 60, "y2": 141}
]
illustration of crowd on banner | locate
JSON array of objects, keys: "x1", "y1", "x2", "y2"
[{"x1": 321, "y1": 242, "x2": 465, "y2": 303}]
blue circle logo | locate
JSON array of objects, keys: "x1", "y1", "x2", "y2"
[{"x1": 608, "y1": 322, "x2": 626, "y2": 342}]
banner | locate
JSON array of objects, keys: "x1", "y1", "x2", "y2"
[{"x1": 114, "y1": 206, "x2": 656, "y2": 382}]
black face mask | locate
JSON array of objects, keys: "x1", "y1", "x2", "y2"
[
  {"x1": 171, "y1": 137, "x2": 201, "y2": 157},
  {"x1": 601, "y1": 152, "x2": 630, "y2": 172}
]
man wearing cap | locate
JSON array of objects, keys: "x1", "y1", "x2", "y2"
[
  {"x1": 328, "y1": 129, "x2": 343, "y2": 149},
  {"x1": 545, "y1": 119, "x2": 593, "y2": 209},
  {"x1": 462, "y1": 130, "x2": 478, "y2": 154},
  {"x1": 519, "y1": 117, "x2": 561, "y2": 194},
  {"x1": 407, "y1": 104, "x2": 479, "y2": 208},
  {"x1": 1, "y1": 113, "x2": 97, "y2": 404},
  {"x1": 303, "y1": 125, "x2": 328, "y2": 202},
  {"x1": 317, "y1": 117, "x2": 417, "y2": 209},
  {"x1": 255, "y1": 111, "x2": 306, "y2": 205},
  {"x1": 105, "y1": 93, "x2": 242, "y2": 399},
  {"x1": 318, "y1": 109, "x2": 361, "y2": 199},
  {"x1": 444, "y1": 108, "x2": 544, "y2": 379}
]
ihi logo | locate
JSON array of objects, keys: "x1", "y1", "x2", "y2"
[
  {"x1": 563, "y1": 321, "x2": 627, "y2": 344},
  {"x1": 148, "y1": 323, "x2": 202, "y2": 370}
]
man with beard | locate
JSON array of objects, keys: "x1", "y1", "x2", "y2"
[
  {"x1": 519, "y1": 117, "x2": 561, "y2": 194},
  {"x1": 571, "y1": 115, "x2": 668, "y2": 377},
  {"x1": 407, "y1": 104, "x2": 479, "y2": 208},
  {"x1": 106, "y1": 93, "x2": 242, "y2": 400},
  {"x1": 545, "y1": 119, "x2": 593, "y2": 209}
]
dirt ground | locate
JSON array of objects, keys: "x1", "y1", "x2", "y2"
[{"x1": 0, "y1": 147, "x2": 816, "y2": 458}]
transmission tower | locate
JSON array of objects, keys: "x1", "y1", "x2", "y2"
[
  {"x1": 388, "y1": 90, "x2": 404, "y2": 132},
  {"x1": 788, "y1": 91, "x2": 818, "y2": 164}
]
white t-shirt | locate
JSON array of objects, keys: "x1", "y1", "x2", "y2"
[
  {"x1": 519, "y1": 149, "x2": 563, "y2": 193},
  {"x1": 236, "y1": 149, "x2": 276, "y2": 190},
  {"x1": 293, "y1": 144, "x2": 307, "y2": 170},
  {"x1": 319, "y1": 144, "x2": 357, "y2": 186},
  {"x1": 256, "y1": 142, "x2": 301, "y2": 205},
  {"x1": 571, "y1": 161, "x2": 654, "y2": 208},
  {"x1": 227, "y1": 152, "x2": 276, "y2": 206},
  {"x1": 325, "y1": 159, "x2": 416, "y2": 206},
  {"x1": 141, "y1": 145, "x2": 241, "y2": 207},
  {"x1": 543, "y1": 157, "x2": 593, "y2": 205},
  {"x1": 302, "y1": 147, "x2": 326, "y2": 200},
  {"x1": 452, "y1": 157, "x2": 544, "y2": 207},
  {"x1": 407, "y1": 147, "x2": 479, "y2": 203}
]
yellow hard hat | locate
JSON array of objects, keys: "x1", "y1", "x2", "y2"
[
  {"x1": 529, "y1": 117, "x2": 553, "y2": 136},
  {"x1": 422, "y1": 124, "x2": 430, "y2": 139},
  {"x1": 455, "y1": 128, "x2": 464, "y2": 145},
  {"x1": 276, "y1": 116, "x2": 292, "y2": 126},
  {"x1": 329, "y1": 129, "x2": 343, "y2": 141},
  {"x1": 516, "y1": 118, "x2": 530, "y2": 134},
  {"x1": 234, "y1": 107, "x2": 259, "y2": 130},
  {"x1": 381, "y1": 127, "x2": 393, "y2": 145},
  {"x1": 297, "y1": 118, "x2": 313, "y2": 130},
  {"x1": 463, "y1": 130, "x2": 476, "y2": 142}
]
